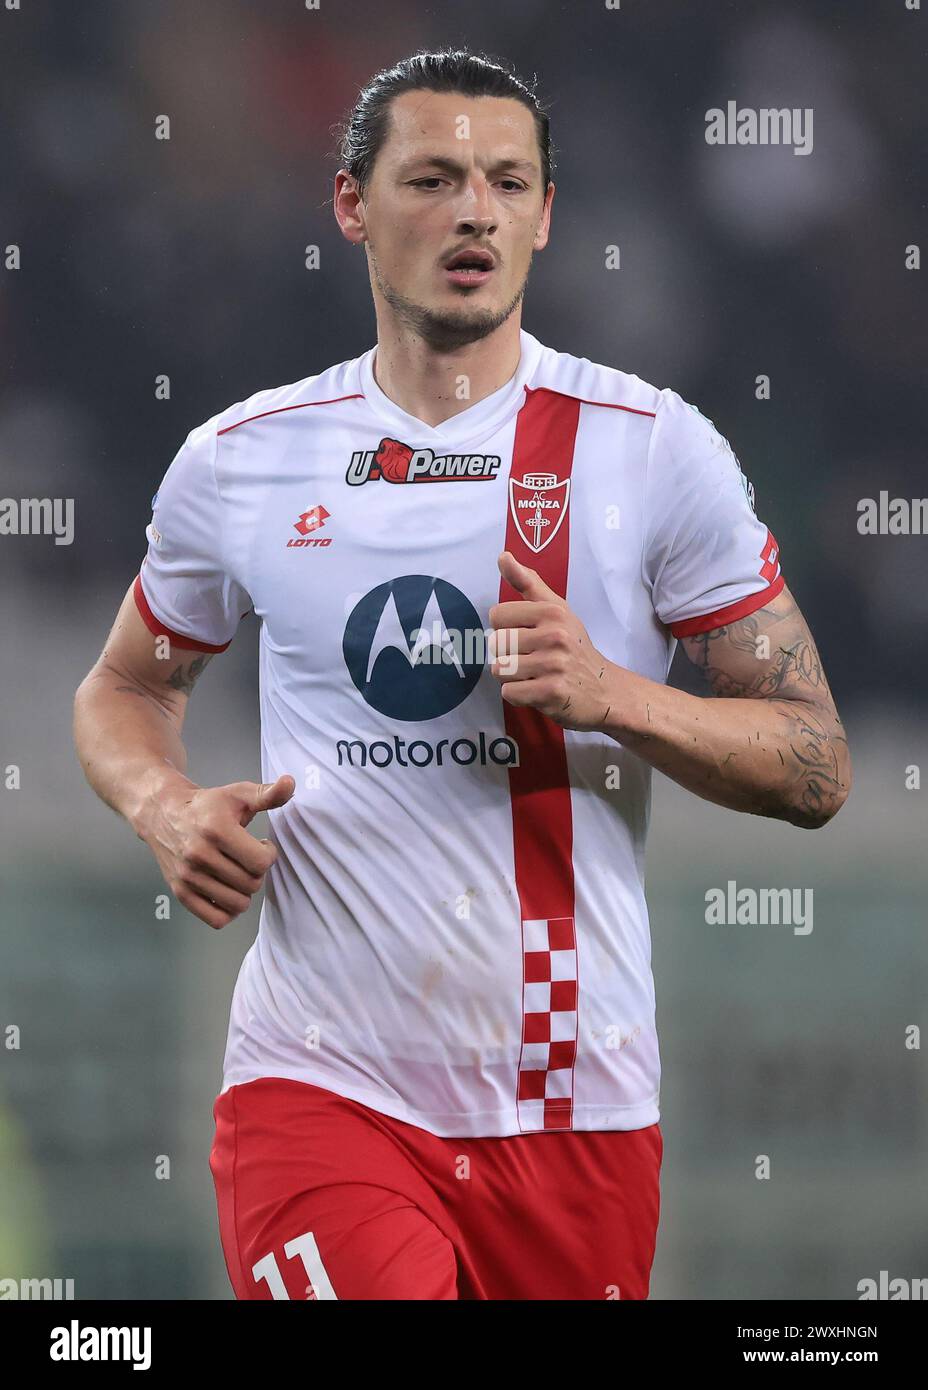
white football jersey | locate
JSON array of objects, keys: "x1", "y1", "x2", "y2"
[{"x1": 136, "y1": 329, "x2": 783, "y2": 1137}]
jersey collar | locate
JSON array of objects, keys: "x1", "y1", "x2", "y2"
[{"x1": 356, "y1": 329, "x2": 544, "y2": 448}]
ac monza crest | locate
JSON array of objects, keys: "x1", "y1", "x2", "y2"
[{"x1": 508, "y1": 472, "x2": 571, "y2": 554}]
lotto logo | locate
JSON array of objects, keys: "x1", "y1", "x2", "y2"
[
  {"x1": 288, "y1": 505, "x2": 332, "y2": 549},
  {"x1": 294, "y1": 505, "x2": 329, "y2": 535}
]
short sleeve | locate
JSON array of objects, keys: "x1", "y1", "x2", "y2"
[
  {"x1": 642, "y1": 389, "x2": 783, "y2": 637},
  {"x1": 134, "y1": 418, "x2": 252, "y2": 653}
]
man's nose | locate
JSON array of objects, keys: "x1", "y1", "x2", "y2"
[
  {"x1": 456, "y1": 212, "x2": 497, "y2": 236},
  {"x1": 454, "y1": 177, "x2": 497, "y2": 236}
]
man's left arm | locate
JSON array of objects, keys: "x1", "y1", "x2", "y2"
[
  {"x1": 490, "y1": 553, "x2": 851, "y2": 830},
  {"x1": 609, "y1": 581, "x2": 850, "y2": 828}
]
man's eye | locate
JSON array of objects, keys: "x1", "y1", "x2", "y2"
[{"x1": 410, "y1": 177, "x2": 524, "y2": 191}]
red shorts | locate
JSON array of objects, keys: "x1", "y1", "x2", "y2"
[{"x1": 209, "y1": 1077, "x2": 662, "y2": 1300}]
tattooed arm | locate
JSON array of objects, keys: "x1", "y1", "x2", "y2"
[
  {"x1": 492, "y1": 555, "x2": 850, "y2": 829},
  {"x1": 604, "y1": 585, "x2": 851, "y2": 828}
]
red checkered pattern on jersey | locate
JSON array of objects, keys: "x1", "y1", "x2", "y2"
[{"x1": 517, "y1": 916, "x2": 578, "y2": 1132}]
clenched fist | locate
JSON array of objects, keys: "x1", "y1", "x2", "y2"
[
  {"x1": 488, "y1": 552, "x2": 613, "y2": 731},
  {"x1": 139, "y1": 773, "x2": 296, "y2": 929}
]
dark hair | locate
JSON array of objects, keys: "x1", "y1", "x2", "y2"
[{"x1": 333, "y1": 48, "x2": 555, "y2": 198}]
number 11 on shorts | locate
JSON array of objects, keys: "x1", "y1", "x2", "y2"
[{"x1": 252, "y1": 1230, "x2": 338, "y2": 1300}]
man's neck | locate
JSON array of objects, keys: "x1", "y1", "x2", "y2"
[{"x1": 371, "y1": 320, "x2": 523, "y2": 429}]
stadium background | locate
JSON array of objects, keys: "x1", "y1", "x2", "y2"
[{"x1": 1, "y1": 0, "x2": 925, "y2": 1299}]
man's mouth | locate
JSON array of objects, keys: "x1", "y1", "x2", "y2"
[{"x1": 443, "y1": 250, "x2": 496, "y2": 287}]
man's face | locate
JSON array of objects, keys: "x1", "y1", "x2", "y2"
[{"x1": 350, "y1": 90, "x2": 553, "y2": 350}]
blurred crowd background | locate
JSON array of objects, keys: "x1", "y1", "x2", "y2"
[{"x1": 1, "y1": 0, "x2": 925, "y2": 1299}]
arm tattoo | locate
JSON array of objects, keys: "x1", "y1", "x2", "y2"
[
  {"x1": 166, "y1": 654, "x2": 212, "y2": 695},
  {"x1": 680, "y1": 587, "x2": 849, "y2": 826},
  {"x1": 682, "y1": 591, "x2": 833, "y2": 704},
  {"x1": 769, "y1": 698, "x2": 847, "y2": 828},
  {"x1": 113, "y1": 650, "x2": 212, "y2": 711}
]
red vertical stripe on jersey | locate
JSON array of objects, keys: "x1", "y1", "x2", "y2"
[{"x1": 500, "y1": 387, "x2": 581, "y2": 1132}]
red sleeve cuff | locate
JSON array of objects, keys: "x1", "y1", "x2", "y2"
[
  {"x1": 669, "y1": 573, "x2": 785, "y2": 637},
  {"x1": 132, "y1": 574, "x2": 232, "y2": 653}
]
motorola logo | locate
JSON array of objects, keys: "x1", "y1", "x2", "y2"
[{"x1": 342, "y1": 576, "x2": 486, "y2": 721}]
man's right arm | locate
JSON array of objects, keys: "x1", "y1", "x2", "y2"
[{"x1": 73, "y1": 580, "x2": 294, "y2": 929}]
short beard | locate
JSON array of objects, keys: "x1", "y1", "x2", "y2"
[{"x1": 368, "y1": 249, "x2": 530, "y2": 352}]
